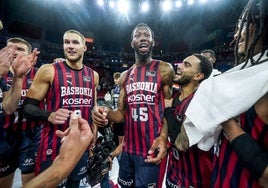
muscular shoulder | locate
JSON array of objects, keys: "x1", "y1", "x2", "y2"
[
  {"x1": 35, "y1": 64, "x2": 54, "y2": 84},
  {"x1": 93, "y1": 70, "x2": 99, "y2": 87},
  {"x1": 158, "y1": 61, "x2": 175, "y2": 85}
]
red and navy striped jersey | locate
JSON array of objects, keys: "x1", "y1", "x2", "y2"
[
  {"x1": 0, "y1": 78, "x2": 8, "y2": 129},
  {"x1": 211, "y1": 106, "x2": 268, "y2": 188},
  {"x1": 166, "y1": 93, "x2": 213, "y2": 188},
  {"x1": 37, "y1": 61, "x2": 95, "y2": 164},
  {"x1": 3, "y1": 67, "x2": 42, "y2": 131},
  {"x1": 123, "y1": 60, "x2": 165, "y2": 157}
]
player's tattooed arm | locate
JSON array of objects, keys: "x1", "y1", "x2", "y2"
[
  {"x1": 159, "y1": 61, "x2": 175, "y2": 99},
  {"x1": 174, "y1": 125, "x2": 190, "y2": 151}
]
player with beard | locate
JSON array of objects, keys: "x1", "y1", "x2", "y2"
[
  {"x1": 171, "y1": 1, "x2": 268, "y2": 187},
  {"x1": 23, "y1": 30, "x2": 99, "y2": 188},
  {"x1": 163, "y1": 54, "x2": 212, "y2": 187},
  {"x1": 92, "y1": 23, "x2": 175, "y2": 187},
  {"x1": 210, "y1": 0, "x2": 268, "y2": 187}
]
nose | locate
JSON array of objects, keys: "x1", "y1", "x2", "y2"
[
  {"x1": 139, "y1": 33, "x2": 148, "y2": 41},
  {"x1": 178, "y1": 63, "x2": 184, "y2": 69},
  {"x1": 234, "y1": 29, "x2": 239, "y2": 40}
]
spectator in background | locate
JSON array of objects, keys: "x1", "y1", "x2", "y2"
[
  {"x1": 110, "y1": 72, "x2": 124, "y2": 149},
  {"x1": 100, "y1": 72, "x2": 125, "y2": 188},
  {"x1": 0, "y1": 37, "x2": 42, "y2": 188},
  {"x1": 23, "y1": 30, "x2": 99, "y2": 187},
  {"x1": 201, "y1": 49, "x2": 221, "y2": 76}
]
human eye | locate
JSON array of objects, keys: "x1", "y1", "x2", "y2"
[
  {"x1": 144, "y1": 33, "x2": 150, "y2": 38},
  {"x1": 64, "y1": 39, "x2": 70, "y2": 44},
  {"x1": 134, "y1": 33, "x2": 141, "y2": 38},
  {"x1": 17, "y1": 47, "x2": 25, "y2": 52},
  {"x1": 73, "y1": 40, "x2": 80, "y2": 45}
]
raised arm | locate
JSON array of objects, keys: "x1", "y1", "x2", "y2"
[{"x1": 3, "y1": 48, "x2": 39, "y2": 115}]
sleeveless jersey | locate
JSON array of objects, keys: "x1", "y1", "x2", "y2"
[
  {"x1": 0, "y1": 79, "x2": 8, "y2": 139},
  {"x1": 3, "y1": 68, "x2": 41, "y2": 131},
  {"x1": 211, "y1": 106, "x2": 268, "y2": 188},
  {"x1": 38, "y1": 61, "x2": 95, "y2": 163},
  {"x1": 123, "y1": 60, "x2": 165, "y2": 157},
  {"x1": 166, "y1": 92, "x2": 213, "y2": 188}
]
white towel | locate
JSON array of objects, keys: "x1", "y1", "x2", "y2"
[{"x1": 184, "y1": 51, "x2": 268, "y2": 151}]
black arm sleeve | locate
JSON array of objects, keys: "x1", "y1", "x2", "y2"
[
  {"x1": 164, "y1": 107, "x2": 181, "y2": 142},
  {"x1": 23, "y1": 97, "x2": 51, "y2": 121},
  {"x1": 231, "y1": 133, "x2": 268, "y2": 180}
]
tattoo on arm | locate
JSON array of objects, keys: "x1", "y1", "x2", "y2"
[{"x1": 175, "y1": 125, "x2": 189, "y2": 151}]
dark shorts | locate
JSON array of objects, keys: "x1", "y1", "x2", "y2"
[
  {"x1": 0, "y1": 126, "x2": 41, "y2": 177},
  {"x1": 39, "y1": 151, "x2": 89, "y2": 188},
  {"x1": 118, "y1": 152, "x2": 165, "y2": 188},
  {"x1": 19, "y1": 126, "x2": 41, "y2": 174}
]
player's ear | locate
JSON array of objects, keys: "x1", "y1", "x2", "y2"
[{"x1": 194, "y1": 72, "x2": 204, "y2": 82}]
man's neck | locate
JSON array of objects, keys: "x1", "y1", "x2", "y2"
[
  {"x1": 66, "y1": 60, "x2": 83, "y2": 70},
  {"x1": 135, "y1": 57, "x2": 153, "y2": 67},
  {"x1": 180, "y1": 84, "x2": 198, "y2": 101}
]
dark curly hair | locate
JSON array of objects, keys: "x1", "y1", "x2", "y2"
[{"x1": 234, "y1": 0, "x2": 268, "y2": 68}]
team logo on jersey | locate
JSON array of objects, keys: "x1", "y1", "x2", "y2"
[
  {"x1": 148, "y1": 183, "x2": 156, "y2": 188},
  {"x1": 24, "y1": 158, "x2": 34, "y2": 166},
  {"x1": 66, "y1": 72, "x2": 72, "y2": 79},
  {"x1": 78, "y1": 166, "x2": 87, "y2": 175},
  {"x1": 146, "y1": 70, "x2": 156, "y2": 77},
  {"x1": 66, "y1": 80, "x2": 73, "y2": 86},
  {"x1": 83, "y1": 76, "x2": 91, "y2": 82},
  {"x1": 46, "y1": 149, "x2": 53, "y2": 155},
  {"x1": 6, "y1": 77, "x2": 13, "y2": 84},
  {"x1": 0, "y1": 165, "x2": 10, "y2": 173},
  {"x1": 27, "y1": 79, "x2": 33, "y2": 85}
]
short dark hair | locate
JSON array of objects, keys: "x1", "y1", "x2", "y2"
[
  {"x1": 201, "y1": 49, "x2": 216, "y2": 58},
  {"x1": 113, "y1": 72, "x2": 121, "y2": 79},
  {"x1": 193, "y1": 53, "x2": 213, "y2": 82},
  {"x1": 131, "y1": 23, "x2": 154, "y2": 40}
]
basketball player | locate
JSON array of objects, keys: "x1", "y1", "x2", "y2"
[
  {"x1": 23, "y1": 30, "x2": 99, "y2": 187},
  {"x1": 92, "y1": 23, "x2": 175, "y2": 187}
]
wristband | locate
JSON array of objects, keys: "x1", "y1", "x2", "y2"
[
  {"x1": 23, "y1": 97, "x2": 51, "y2": 121},
  {"x1": 164, "y1": 107, "x2": 181, "y2": 142}
]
